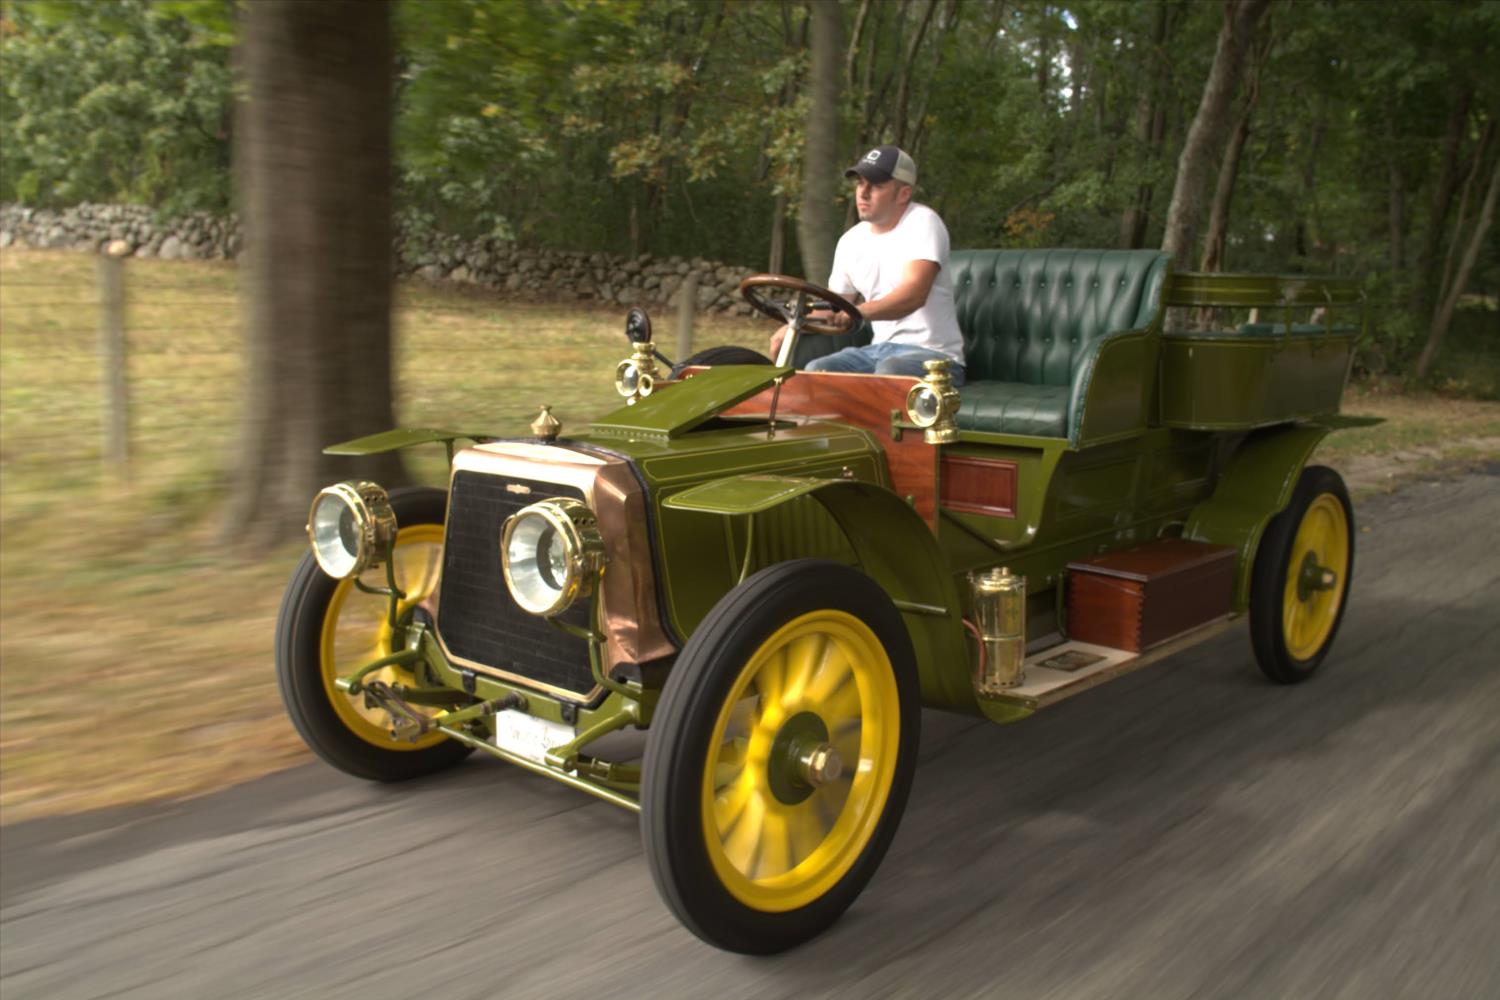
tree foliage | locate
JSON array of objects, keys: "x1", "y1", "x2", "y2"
[
  {"x1": 0, "y1": 0, "x2": 233, "y2": 213},
  {"x1": 2, "y1": 0, "x2": 1497, "y2": 376}
]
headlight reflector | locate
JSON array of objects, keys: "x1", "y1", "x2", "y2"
[
  {"x1": 615, "y1": 358, "x2": 654, "y2": 399},
  {"x1": 615, "y1": 359, "x2": 641, "y2": 396},
  {"x1": 905, "y1": 384, "x2": 942, "y2": 427},
  {"x1": 501, "y1": 498, "x2": 605, "y2": 616},
  {"x1": 307, "y1": 481, "x2": 397, "y2": 579}
]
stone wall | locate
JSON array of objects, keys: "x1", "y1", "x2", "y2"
[{"x1": 0, "y1": 203, "x2": 758, "y2": 315}]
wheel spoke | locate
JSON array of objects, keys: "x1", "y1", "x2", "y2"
[
  {"x1": 399, "y1": 544, "x2": 442, "y2": 601},
  {"x1": 721, "y1": 787, "x2": 767, "y2": 873},
  {"x1": 820, "y1": 679, "x2": 863, "y2": 741},
  {"x1": 785, "y1": 802, "x2": 827, "y2": 866},
  {"x1": 780, "y1": 632, "x2": 826, "y2": 706},
  {"x1": 754, "y1": 648, "x2": 789, "y2": 724},
  {"x1": 334, "y1": 643, "x2": 386, "y2": 674},
  {"x1": 714, "y1": 769, "x2": 755, "y2": 831},
  {"x1": 805, "y1": 641, "x2": 853, "y2": 704},
  {"x1": 813, "y1": 775, "x2": 852, "y2": 831},
  {"x1": 713, "y1": 738, "x2": 748, "y2": 791},
  {"x1": 756, "y1": 807, "x2": 791, "y2": 879}
]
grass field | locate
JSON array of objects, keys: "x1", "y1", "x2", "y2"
[
  {"x1": 1, "y1": 248, "x2": 1497, "y2": 823},
  {"x1": 0, "y1": 249, "x2": 755, "y2": 823}
]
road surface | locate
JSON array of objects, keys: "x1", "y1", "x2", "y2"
[{"x1": 3, "y1": 467, "x2": 1498, "y2": 999}]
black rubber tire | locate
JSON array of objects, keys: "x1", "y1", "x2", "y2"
[
  {"x1": 275, "y1": 486, "x2": 472, "y2": 781},
  {"x1": 640, "y1": 559, "x2": 921, "y2": 954},
  {"x1": 1249, "y1": 465, "x2": 1355, "y2": 684},
  {"x1": 670, "y1": 345, "x2": 773, "y2": 380}
]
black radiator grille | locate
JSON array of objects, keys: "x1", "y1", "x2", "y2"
[{"x1": 437, "y1": 470, "x2": 595, "y2": 697}]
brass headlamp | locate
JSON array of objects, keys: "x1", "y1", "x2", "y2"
[
  {"x1": 614, "y1": 341, "x2": 660, "y2": 405},
  {"x1": 500, "y1": 498, "x2": 607, "y2": 617},
  {"x1": 904, "y1": 358, "x2": 961, "y2": 444},
  {"x1": 306, "y1": 481, "x2": 397, "y2": 579}
]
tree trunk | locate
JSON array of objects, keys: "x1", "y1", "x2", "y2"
[
  {"x1": 768, "y1": 192, "x2": 788, "y2": 274},
  {"x1": 797, "y1": 0, "x2": 842, "y2": 285},
  {"x1": 1198, "y1": 109, "x2": 1250, "y2": 273},
  {"x1": 1388, "y1": 157, "x2": 1406, "y2": 274},
  {"x1": 1293, "y1": 117, "x2": 1325, "y2": 259},
  {"x1": 909, "y1": 0, "x2": 961, "y2": 155},
  {"x1": 1436, "y1": 119, "x2": 1494, "y2": 319},
  {"x1": 1409, "y1": 87, "x2": 1473, "y2": 316},
  {"x1": 1160, "y1": 0, "x2": 1270, "y2": 270},
  {"x1": 891, "y1": 0, "x2": 937, "y2": 147},
  {"x1": 1198, "y1": 39, "x2": 1264, "y2": 274},
  {"x1": 1416, "y1": 152, "x2": 1500, "y2": 380},
  {"x1": 1119, "y1": 3, "x2": 1173, "y2": 249},
  {"x1": 845, "y1": 0, "x2": 873, "y2": 93},
  {"x1": 225, "y1": 0, "x2": 404, "y2": 550}
]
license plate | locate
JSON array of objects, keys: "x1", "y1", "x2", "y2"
[{"x1": 493, "y1": 708, "x2": 575, "y2": 765}]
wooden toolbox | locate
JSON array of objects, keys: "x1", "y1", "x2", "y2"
[{"x1": 1067, "y1": 539, "x2": 1236, "y2": 652}]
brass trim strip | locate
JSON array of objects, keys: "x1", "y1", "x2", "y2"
[{"x1": 431, "y1": 628, "x2": 602, "y2": 704}]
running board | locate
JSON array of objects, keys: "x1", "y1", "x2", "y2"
[{"x1": 981, "y1": 615, "x2": 1242, "y2": 712}]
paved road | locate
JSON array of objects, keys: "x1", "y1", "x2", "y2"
[{"x1": 3, "y1": 468, "x2": 1498, "y2": 1000}]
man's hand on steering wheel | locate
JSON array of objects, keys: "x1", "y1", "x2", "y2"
[
  {"x1": 739, "y1": 274, "x2": 862, "y2": 335},
  {"x1": 770, "y1": 307, "x2": 855, "y2": 356}
]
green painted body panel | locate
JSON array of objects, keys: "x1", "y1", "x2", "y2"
[
  {"x1": 663, "y1": 473, "x2": 845, "y2": 515},
  {"x1": 652, "y1": 469, "x2": 975, "y2": 715},
  {"x1": 1163, "y1": 271, "x2": 1364, "y2": 309},
  {"x1": 935, "y1": 429, "x2": 1225, "y2": 642},
  {"x1": 590, "y1": 364, "x2": 790, "y2": 440},
  {"x1": 1183, "y1": 423, "x2": 1330, "y2": 610},
  {"x1": 323, "y1": 427, "x2": 487, "y2": 455},
  {"x1": 1159, "y1": 331, "x2": 1355, "y2": 430},
  {"x1": 1071, "y1": 329, "x2": 1156, "y2": 446}
]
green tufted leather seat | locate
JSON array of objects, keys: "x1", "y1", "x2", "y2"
[{"x1": 950, "y1": 249, "x2": 1171, "y2": 439}]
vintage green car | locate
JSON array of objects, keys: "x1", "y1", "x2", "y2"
[{"x1": 276, "y1": 248, "x2": 1362, "y2": 954}]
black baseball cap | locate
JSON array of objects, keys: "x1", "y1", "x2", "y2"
[{"x1": 844, "y1": 145, "x2": 917, "y2": 185}]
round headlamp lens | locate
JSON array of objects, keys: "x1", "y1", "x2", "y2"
[
  {"x1": 906, "y1": 385, "x2": 941, "y2": 427},
  {"x1": 306, "y1": 481, "x2": 396, "y2": 579},
  {"x1": 504, "y1": 509, "x2": 575, "y2": 614},
  {"x1": 501, "y1": 499, "x2": 604, "y2": 617},
  {"x1": 615, "y1": 360, "x2": 641, "y2": 397},
  {"x1": 310, "y1": 493, "x2": 361, "y2": 577}
]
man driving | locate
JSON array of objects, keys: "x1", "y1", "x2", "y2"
[{"x1": 772, "y1": 145, "x2": 966, "y2": 384}]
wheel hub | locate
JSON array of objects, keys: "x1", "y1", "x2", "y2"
[
  {"x1": 1296, "y1": 550, "x2": 1338, "y2": 601},
  {"x1": 767, "y1": 711, "x2": 834, "y2": 804},
  {"x1": 797, "y1": 742, "x2": 843, "y2": 786}
]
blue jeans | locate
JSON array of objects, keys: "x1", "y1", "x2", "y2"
[{"x1": 804, "y1": 343, "x2": 967, "y2": 386}]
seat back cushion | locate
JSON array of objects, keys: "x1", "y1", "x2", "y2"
[{"x1": 950, "y1": 249, "x2": 1171, "y2": 385}]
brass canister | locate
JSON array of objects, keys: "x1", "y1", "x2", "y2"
[{"x1": 969, "y1": 566, "x2": 1026, "y2": 692}]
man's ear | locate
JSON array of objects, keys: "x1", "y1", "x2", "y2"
[{"x1": 897, "y1": 183, "x2": 914, "y2": 206}]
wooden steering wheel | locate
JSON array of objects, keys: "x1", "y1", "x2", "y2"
[{"x1": 738, "y1": 275, "x2": 862, "y2": 335}]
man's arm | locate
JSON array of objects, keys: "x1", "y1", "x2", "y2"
[{"x1": 852, "y1": 259, "x2": 940, "y2": 322}]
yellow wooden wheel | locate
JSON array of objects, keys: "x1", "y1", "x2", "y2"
[
  {"x1": 642, "y1": 559, "x2": 919, "y2": 954},
  {"x1": 1280, "y1": 493, "x2": 1350, "y2": 662},
  {"x1": 277, "y1": 487, "x2": 472, "y2": 781},
  {"x1": 700, "y1": 610, "x2": 901, "y2": 912},
  {"x1": 1251, "y1": 466, "x2": 1354, "y2": 683},
  {"x1": 320, "y1": 523, "x2": 448, "y2": 751}
]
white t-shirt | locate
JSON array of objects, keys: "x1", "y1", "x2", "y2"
[{"x1": 827, "y1": 202, "x2": 965, "y2": 363}]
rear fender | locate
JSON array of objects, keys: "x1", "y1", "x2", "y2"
[
  {"x1": 1184, "y1": 424, "x2": 1330, "y2": 610},
  {"x1": 666, "y1": 475, "x2": 975, "y2": 714}
]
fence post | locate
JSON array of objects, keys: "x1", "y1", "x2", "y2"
[
  {"x1": 676, "y1": 272, "x2": 697, "y2": 363},
  {"x1": 97, "y1": 243, "x2": 130, "y2": 479}
]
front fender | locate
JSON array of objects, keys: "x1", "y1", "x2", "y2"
[
  {"x1": 1184, "y1": 423, "x2": 1331, "y2": 610},
  {"x1": 668, "y1": 474, "x2": 975, "y2": 715},
  {"x1": 322, "y1": 427, "x2": 491, "y2": 457}
]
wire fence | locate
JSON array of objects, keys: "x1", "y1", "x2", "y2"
[{"x1": 0, "y1": 253, "x2": 754, "y2": 517}]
